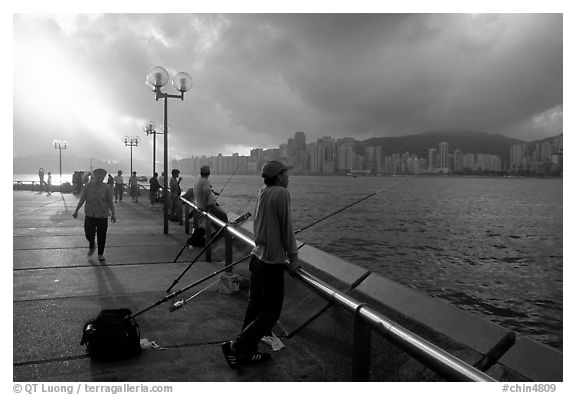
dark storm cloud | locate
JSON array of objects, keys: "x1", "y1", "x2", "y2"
[{"x1": 13, "y1": 13, "x2": 563, "y2": 161}]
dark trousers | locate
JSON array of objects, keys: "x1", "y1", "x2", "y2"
[
  {"x1": 114, "y1": 185, "x2": 123, "y2": 201},
  {"x1": 84, "y1": 216, "x2": 108, "y2": 255},
  {"x1": 235, "y1": 256, "x2": 284, "y2": 355}
]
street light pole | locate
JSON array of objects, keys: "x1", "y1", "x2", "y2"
[
  {"x1": 53, "y1": 140, "x2": 68, "y2": 186},
  {"x1": 146, "y1": 66, "x2": 192, "y2": 235},
  {"x1": 144, "y1": 121, "x2": 164, "y2": 177},
  {"x1": 123, "y1": 136, "x2": 140, "y2": 175}
]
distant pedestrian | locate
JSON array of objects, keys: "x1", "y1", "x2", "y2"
[
  {"x1": 72, "y1": 168, "x2": 116, "y2": 261},
  {"x1": 169, "y1": 169, "x2": 183, "y2": 224},
  {"x1": 221, "y1": 161, "x2": 299, "y2": 368},
  {"x1": 113, "y1": 170, "x2": 124, "y2": 203},
  {"x1": 38, "y1": 168, "x2": 45, "y2": 192},
  {"x1": 193, "y1": 165, "x2": 228, "y2": 235},
  {"x1": 107, "y1": 174, "x2": 114, "y2": 190},
  {"x1": 129, "y1": 171, "x2": 139, "y2": 203},
  {"x1": 149, "y1": 172, "x2": 160, "y2": 205},
  {"x1": 47, "y1": 172, "x2": 52, "y2": 194}
]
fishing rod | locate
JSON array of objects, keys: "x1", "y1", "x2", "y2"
[
  {"x1": 294, "y1": 173, "x2": 417, "y2": 235},
  {"x1": 168, "y1": 159, "x2": 247, "y2": 282},
  {"x1": 213, "y1": 158, "x2": 247, "y2": 204},
  {"x1": 168, "y1": 278, "x2": 221, "y2": 312},
  {"x1": 166, "y1": 224, "x2": 228, "y2": 293},
  {"x1": 128, "y1": 253, "x2": 252, "y2": 320}
]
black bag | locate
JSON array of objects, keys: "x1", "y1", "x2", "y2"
[
  {"x1": 187, "y1": 227, "x2": 206, "y2": 247},
  {"x1": 81, "y1": 308, "x2": 141, "y2": 361}
]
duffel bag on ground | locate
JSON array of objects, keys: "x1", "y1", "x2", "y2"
[{"x1": 81, "y1": 308, "x2": 141, "y2": 361}]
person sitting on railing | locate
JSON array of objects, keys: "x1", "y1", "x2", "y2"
[
  {"x1": 193, "y1": 165, "x2": 228, "y2": 236},
  {"x1": 221, "y1": 160, "x2": 300, "y2": 368}
]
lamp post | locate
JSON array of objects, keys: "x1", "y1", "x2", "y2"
[
  {"x1": 143, "y1": 120, "x2": 164, "y2": 176},
  {"x1": 146, "y1": 66, "x2": 192, "y2": 234},
  {"x1": 123, "y1": 136, "x2": 140, "y2": 175},
  {"x1": 53, "y1": 140, "x2": 68, "y2": 186}
]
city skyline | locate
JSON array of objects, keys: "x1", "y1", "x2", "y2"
[{"x1": 169, "y1": 131, "x2": 562, "y2": 176}]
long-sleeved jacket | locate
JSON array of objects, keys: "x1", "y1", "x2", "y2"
[{"x1": 252, "y1": 185, "x2": 298, "y2": 265}]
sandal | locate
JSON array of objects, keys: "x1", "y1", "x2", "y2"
[{"x1": 221, "y1": 341, "x2": 240, "y2": 369}]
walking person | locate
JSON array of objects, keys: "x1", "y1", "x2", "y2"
[
  {"x1": 221, "y1": 161, "x2": 300, "y2": 368},
  {"x1": 129, "y1": 171, "x2": 139, "y2": 203},
  {"x1": 193, "y1": 165, "x2": 228, "y2": 235},
  {"x1": 170, "y1": 169, "x2": 183, "y2": 225},
  {"x1": 47, "y1": 172, "x2": 52, "y2": 194},
  {"x1": 107, "y1": 173, "x2": 114, "y2": 190},
  {"x1": 113, "y1": 170, "x2": 124, "y2": 203},
  {"x1": 72, "y1": 168, "x2": 116, "y2": 261},
  {"x1": 38, "y1": 168, "x2": 45, "y2": 192}
]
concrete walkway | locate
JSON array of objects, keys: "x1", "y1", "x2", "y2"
[{"x1": 12, "y1": 191, "x2": 327, "y2": 382}]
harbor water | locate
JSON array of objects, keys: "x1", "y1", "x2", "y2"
[
  {"x1": 195, "y1": 174, "x2": 563, "y2": 352},
  {"x1": 14, "y1": 173, "x2": 563, "y2": 351}
]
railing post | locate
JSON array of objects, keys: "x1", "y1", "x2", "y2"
[
  {"x1": 224, "y1": 231, "x2": 233, "y2": 272},
  {"x1": 352, "y1": 304, "x2": 371, "y2": 381},
  {"x1": 184, "y1": 204, "x2": 190, "y2": 234}
]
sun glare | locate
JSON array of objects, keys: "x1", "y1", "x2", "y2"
[{"x1": 14, "y1": 34, "x2": 120, "y2": 148}]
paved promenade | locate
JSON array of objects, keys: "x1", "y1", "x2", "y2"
[{"x1": 12, "y1": 190, "x2": 327, "y2": 382}]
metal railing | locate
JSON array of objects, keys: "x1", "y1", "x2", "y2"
[{"x1": 179, "y1": 196, "x2": 496, "y2": 382}]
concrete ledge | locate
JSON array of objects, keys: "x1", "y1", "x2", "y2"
[
  {"x1": 297, "y1": 244, "x2": 371, "y2": 288},
  {"x1": 353, "y1": 271, "x2": 563, "y2": 381}
]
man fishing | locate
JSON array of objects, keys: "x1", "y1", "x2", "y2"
[
  {"x1": 193, "y1": 165, "x2": 228, "y2": 235},
  {"x1": 221, "y1": 160, "x2": 300, "y2": 368}
]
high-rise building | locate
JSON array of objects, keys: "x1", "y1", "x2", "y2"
[
  {"x1": 453, "y1": 149, "x2": 463, "y2": 172},
  {"x1": 294, "y1": 132, "x2": 306, "y2": 151},
  {"x1": 428, "y1": 148, "x2": 437, "y2": 170},
  {"x1": 510, "y1": 143, "x2": 528, "y2": 172},
  {"x1": 338, "y1": 143, "x2": 355, "y2": 171},
  {"x1": 321, "y1": 136, "x2": 336, "y2": 174},
  {"x1": 438, "y1": 142, "x2": 449, "y2": 170}
]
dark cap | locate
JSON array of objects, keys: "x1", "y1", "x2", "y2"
[
  {"x1": 93, "y1": 168, "x2": 107, "y2": 177},
  {"x1": 261, "y1": 161, "x2": 293, "y2": 178},
  {"x1": 171, "y1": 169, "x2": 180, "y2": 177},
  {"x1": 200, "y1": 165, "x2": 210, "y2": 176}
]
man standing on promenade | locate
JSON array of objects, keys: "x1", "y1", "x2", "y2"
[
  {"x1": 221, "y1": 160, "x2": 300, "y2": 368},
  {"x1": 169, "y1": 169, "x2": 183, "y2": 225},
  {"x1": 149, "y1": 172, "x2": 160, "y2": 205},
  {"x1": 113, "y1": 170, "x2": 124, "y2": 203},
  {"x1": 38, "y1": 168, "x2": 45, "y2": 192},
  {"x1": 73, "y1": 168, "x2": 116, "y2": 261},
  {"x1": 129, "y1": 171, "x2": 139, "y2": 203}
]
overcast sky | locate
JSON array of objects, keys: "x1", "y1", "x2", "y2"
[{"x1": 12, "y1": 13, "x2": 563, "y2": 164}]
